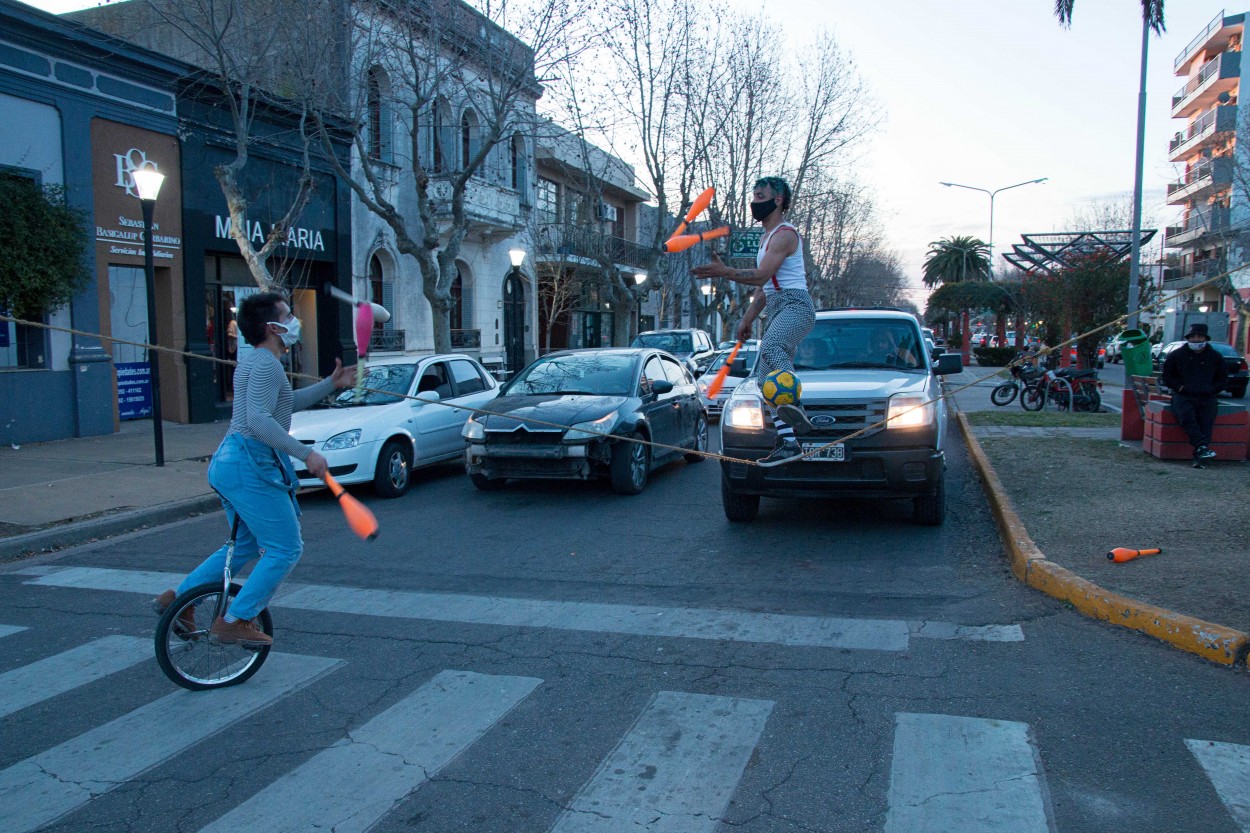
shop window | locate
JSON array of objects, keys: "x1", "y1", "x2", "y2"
[{"x1": 0, "y1": 305, "x2": 46, "y2": 370}]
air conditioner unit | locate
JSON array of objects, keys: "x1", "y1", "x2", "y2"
[{"x1": 596, "y1": 202, "x2": 618, "y2": 222}]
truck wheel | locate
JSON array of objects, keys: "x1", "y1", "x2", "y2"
[
  {"x1": 913, "y1": 471, "x2": 946, "y2": 526},
  {"x1": 721, "y1": 473, "x2": 759, "y2": 522}
]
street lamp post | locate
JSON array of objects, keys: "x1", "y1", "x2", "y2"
[
  {"x1": 132, "y1": 167, "x2": 166, "y2": 467},
  {"x1": 700, "y1": 283, "x2": 713, "y2": 331},
  {"x1": 939, "y1": 178, "x2": 1047, "y2": 276},
  {"x1": 504, "y1": 248, "x2": 526, "y2": 376}
]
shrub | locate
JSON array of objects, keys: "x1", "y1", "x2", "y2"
[
  {"x1": 0, "y1": 172, "x2": 87, "y2": 318},
  {"x1": 973, "y1": 347, "x2": 1017, "y2": 367}
]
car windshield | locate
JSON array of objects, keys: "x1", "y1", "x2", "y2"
[
  {"x1": 795, "y1": 320, "x2": 925, "y2": 371},
  {"x1": 333, "y1": 363, "x2": 417, "y2": 406},
  {"x1": 632, "y1": 333, "x2": 693, "y2": 355},
  {"x1": 505, "y1": 353, "x2": 636, "y2": 397},
  {"x1": 706, "y1": 349, "x2": 759, "y2": 376}
]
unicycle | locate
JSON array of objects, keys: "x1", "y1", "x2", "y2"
[{"x1": 154, "y1": 515, "x2": 273, "y2": 690}]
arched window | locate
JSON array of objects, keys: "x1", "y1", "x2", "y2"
[
  {"x1": 432, "y1": 98, "x2": 452, "y2": 173},
  {"x1": 460, "y1": 108, "x2": 480, "y2": 173},
  {"x1": 510, "y1": 133, "x2": 525, "y2": 192},
  {"x1": 369, "y1": 254, "x2": 393, "y2": 331},
  {"x1": 365, "y1": 67, "x2": 391, "y2": 162},
  {"x1": 449, "y1": 268, "x2": 463, "y2": 331}
]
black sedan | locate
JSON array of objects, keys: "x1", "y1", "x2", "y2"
[
  {"x1": 1155, "y1": 341, "x2": 1249, "y2": 398},
  {"x1": 462, "y1": 349, "x2": 709, "y2": 494}
]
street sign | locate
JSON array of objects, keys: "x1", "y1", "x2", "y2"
[{"x1": 729, "y1": 228, "x2": 763, "y2": 259}]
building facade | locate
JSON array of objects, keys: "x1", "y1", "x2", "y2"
[{"x1": 1166, "y1": 11, "x2": 1250, "y2": 350}]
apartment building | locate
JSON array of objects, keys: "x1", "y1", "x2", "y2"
[{"x1": 1166, "y1": 10, "x2": 1248, "y2": 348}]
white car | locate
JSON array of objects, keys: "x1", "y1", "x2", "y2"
[
  {"x1": 697, "y1": 346, "x2": 759, "y2": 418},
  {"x1": 288, "y1": 354, "x2": 499, "y2": 497}
]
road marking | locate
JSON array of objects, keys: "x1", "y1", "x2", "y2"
[
  {"x1": 0, "y1": 625, "x2": 26, "y2": 639},
  {"x1": 25, "y1": 567, "x2": 1023, "y2": 651},
  {"x1": 198, "y1": 670, "x2": 542, "y2": 833},
  {"x1": 0, "y1": 635, "x2": 149, "y2": 718},
  {"x1": 548, "y1": 691, "x2": 773, "y2": 833},
  {"x1": 885, "y1": 712, "x2": 1054, "y2": 833},
  {"x1": 1187, "y1": 739, "x2": 1250, "y2": 831},
  {"x1": 0, "y1": 652, "x2": 340, "y2": 833}
]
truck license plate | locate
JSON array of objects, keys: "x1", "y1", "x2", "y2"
[{"x1": 800, "y1": 442, "x2": 846, "y2": 462}]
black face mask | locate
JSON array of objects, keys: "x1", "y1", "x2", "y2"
[{"x1": 750, "y1": 199, "x2": 778, "y2": 222}]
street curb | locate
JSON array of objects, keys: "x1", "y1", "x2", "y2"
[
  {"x1": 956, "y1": 411, "x2": 1250, "y2": 667},
  {"x1": 0, "y1": 495, "x2": 222, "y2": 562}
]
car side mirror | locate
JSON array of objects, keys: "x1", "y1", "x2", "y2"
[
  {"x1": 413, "y1": 390, "x2": 440, "y2": 406},
  {"x1": 934, "y1": 354, "x2": 963, "y2": 375},
  {"x1": 651, "y1": 379, "x2": 674, "y2": 395}
]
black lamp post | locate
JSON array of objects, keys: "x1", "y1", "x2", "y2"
[
  {"x1": 504, "y1": 248, "x2": 526, "y2": 375},
  {"x1": 132, "y1": 166, "x2": 166, "y2": 467}
]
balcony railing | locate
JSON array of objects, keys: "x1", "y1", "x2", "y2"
[
  {"x1": 1176, "y1": 10, "x2": 1227, "y2": 70},
  {"x1": 1166, "y1": 157, "x2": 1233, "y2": 204},
  {"x1": 450, "y1": 329, "x2": 481, "y2": 349},
  {"x1": 534, "y1": 223, "x2": 651, "y2": 270},
  {"x1": 1165, "y1": 206, "x2": 1231, "y2": 247},
  {"x1": 1168, "y1": 104, "x2": 1237, "y2": 157},
  {"x1": 428, "y1": 176, "x2": 523, "y2": 230},
  {"x1": 369, "y1": 329, "x2": 405, "y2": 352},
  {"x1": 1165, "y1": 259, "x2": 1225, "y2": 288},
  {"x1": 1172, "y1": 51, "x2": 1240, "y2": 115}
]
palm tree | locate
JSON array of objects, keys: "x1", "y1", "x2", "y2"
[
  {"x1": 924, "y1": 236, "x2": 990, "y2": 360},
  {"x1": 922, "y1": 236, "x2": 990, "y2": 288},
  {"x1": 1053, "y1": 1, "x2": 1164, "y2": 35}
]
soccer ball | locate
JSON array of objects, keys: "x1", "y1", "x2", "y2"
[{"x1": 761, "y1": 370, "x2": 801, "y2": 407}]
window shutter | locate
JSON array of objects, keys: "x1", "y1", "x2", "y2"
[{"x1": 381, "y1": 282, "x2": 395, "y2": 331}]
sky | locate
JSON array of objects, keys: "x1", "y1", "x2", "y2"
[{"x1": 23, "y1": 0, "x2": 1222, "y2": 305}]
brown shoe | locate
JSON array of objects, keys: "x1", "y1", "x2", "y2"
[
  {"x1": 152, "y1": 589, "x2": 198, "y2": 638},
  {"x1": 210, "y1": 616, "x2": 272, "y2": 648}
]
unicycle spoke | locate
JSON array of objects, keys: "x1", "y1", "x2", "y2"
[{"x1": 155, "y1": 584, "x2": 272, "y2": 691}]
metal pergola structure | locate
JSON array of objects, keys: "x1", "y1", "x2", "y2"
[{"x1": 1002, "y1": 230, "x2": 1157, "y2": 274}]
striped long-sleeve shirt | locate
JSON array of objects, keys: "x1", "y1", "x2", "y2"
[{"x1": 228, "y1": 348, "x2": 336, "y2": 461}]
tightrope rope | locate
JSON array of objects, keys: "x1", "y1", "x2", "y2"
[{"x1": 4, "y1": 263, "x2": 1241, "y2": 466}]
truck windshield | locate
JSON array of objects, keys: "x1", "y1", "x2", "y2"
[{"x1": 795, "y1": 320, "x2": 924, "y2": 371}]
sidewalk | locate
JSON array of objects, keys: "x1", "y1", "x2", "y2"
[
  {"x1": 0, "y1": 419, "x2": 228, "y2": 560},
  {"x1": 947, "y1": 363, "x2": 1250, "y2": 666}
]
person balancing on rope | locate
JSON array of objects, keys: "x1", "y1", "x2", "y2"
[{"x1": 692, "y1": 176, "x2": 816, "y2": 464}]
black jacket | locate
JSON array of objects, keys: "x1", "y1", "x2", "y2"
[{"x1": 1161, "y1": 344, "x2": 1227, "y2": 397}]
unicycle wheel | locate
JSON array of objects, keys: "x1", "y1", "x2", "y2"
[{"x1": 154, "y1": 582, "x2": 272, "y2": 691}]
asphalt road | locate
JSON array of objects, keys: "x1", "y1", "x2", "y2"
[{"x1": 1, "y1": 426, "x2": 1248, "y2": 833}]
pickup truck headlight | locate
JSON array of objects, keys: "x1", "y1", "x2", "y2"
[
  {"x1": 725, "y1": 396, "x2": 766, "y2": 430},
  {"x1": 565, "y1": 413, "x2": 614, "y2": 441},
  {"x1": 887, "y1": 395, "x2": 933, "y2": 428},
  {"x1": 462, "y1": 417, "x2": 485, "y2": 441},
  {"x1": 323, "y1": 429, "x2": 362, "y2": 450}
]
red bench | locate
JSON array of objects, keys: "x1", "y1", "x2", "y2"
[{"x1": 1143, "y1": 399, "x2": 1249, "y2": 460}]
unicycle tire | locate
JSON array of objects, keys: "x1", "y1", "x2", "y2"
[{"x1": 155, "y1": 582, "x2": 272, "y2": 691}]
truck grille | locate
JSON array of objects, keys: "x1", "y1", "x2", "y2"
[{"x1": 803, "y1": 400, "x2": 888, "y2": 440}]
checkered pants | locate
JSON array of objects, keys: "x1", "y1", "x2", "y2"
[{"x1": 755, "y1": 289, "x2": 815, "y2": 413}]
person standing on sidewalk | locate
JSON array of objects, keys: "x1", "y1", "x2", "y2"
[
  {"x1": 691, "y1": 176, "x2": 816, "y2": 464},
  {"x1": 152, "y1": 292, "x2": 354, "y2": 646},
  {"x1": 1161, "y1": 323, "x2": 1227, "y2": 463}
]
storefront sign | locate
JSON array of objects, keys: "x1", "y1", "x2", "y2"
[
  {"x1": 90, "y1": 122, "x2": 183, "y2": 270},
  {"x1": 213, "y1": 214, "x2": 327, "y2": 253},
  {"x1": 116, "y1": 361, "x2": 152, "y2": 419}
]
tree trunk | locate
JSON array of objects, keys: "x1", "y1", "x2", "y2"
[{"x1": 960, "y1": 310, "x2": 971, "y2": 364}]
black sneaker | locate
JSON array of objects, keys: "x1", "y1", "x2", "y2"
[
  {"x1": 1196, "y1": 445, "x2": 1217, "y2": 461},
  {"x1": 776, "y1": 404, "x2": 816, "y2": 435},
  {"x1": 758, "y1": 439, "x2": 802, "y2": 466}
]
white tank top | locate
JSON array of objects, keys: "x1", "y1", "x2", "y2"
[{"x1": 756, "y1": 222, "x2": 808, "y2": 296}]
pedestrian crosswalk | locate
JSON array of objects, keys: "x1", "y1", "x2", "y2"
[{"x1": 0, "y1": 617, "x2": 1246, "y2": 832}]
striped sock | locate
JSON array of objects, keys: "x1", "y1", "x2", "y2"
[{"x1": 773, "y1": 416, "x2": 795, "y2": 442}]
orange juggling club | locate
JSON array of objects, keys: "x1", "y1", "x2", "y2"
[
  {"x1": 669, "y1": 187, "x2": 716, "y2": 240},
  {"x1": 323, "y1": 473, "x2": 379, "y2": 542},
  {"x1": 1107, "y1": 547, "x2": 1161, "y2": 563},
  {"x1": 663, "y1": 226, "x2": 730, "y2": 254},
  {"x1": 705, "y1": 340, "x2": 742, "y2": 400}
]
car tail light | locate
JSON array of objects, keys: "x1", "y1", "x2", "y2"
[{"x1": 1240, "y1": 359, "x2": 1248, "y2": 372}]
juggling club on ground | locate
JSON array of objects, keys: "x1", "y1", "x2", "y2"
[
  {"x1": 705, "y1": 340, "x2": 742, "y2": 400},
  {"x1": 1107, "y1": 547, "x2": 1161, "y2": 563},
  {"x1": 322, "y1": 472, "x2": 379, "y2": 541}
]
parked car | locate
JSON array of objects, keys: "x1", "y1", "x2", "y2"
[
  {"x1": 698, "y1": 346, "x2": 760, "y2": 419},
  {"x1": 288, "y1": 355, "x2": 499, "y2": 497},
  {"x1": 1154, "y1": 341, "x2": 1249, "y2": 398},
  {"x1": 720, "y1": 309, "x2": 963, "y2": 525},
  {"x1": 921, "y1": 327, "x2": 945, "y2": 351},
  {"x1": 631, "y1": 329, "x2": 717, "y2": 373},
  {"x1": 1105, "y1": 338, "x2": 1122, "y2": 364},
  {"x1": 462, "y1": 348, "x2": 709, "y2": 494}
]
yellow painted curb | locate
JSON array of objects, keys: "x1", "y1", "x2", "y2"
[{"x1": 956, "y1": 411, "x2": 1250, "y2": 667}]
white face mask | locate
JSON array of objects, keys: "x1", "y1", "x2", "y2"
[
  {"x1": 1187, "y1": 340, "x2": 1206, "y2": 351},
  {"x1": 269, "y1": 316, "x2": 302, "y2": 347}
]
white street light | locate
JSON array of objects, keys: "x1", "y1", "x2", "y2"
[
  {"x1": 133, "y1": 164, "x2": 166, "y2": 466},
  {"x1": 700, "y1": 283, "x2": 713, "y2": 296},
  {"x1": 634, "y1": 271, "x2": 647, "y2": 285},
  {"x1": 508, "y1": 248, "x2": 526, "y2": 268},
  {"x1": 132, "y1": 167, "x2": 165, "y2": 201},
  {"x1": 939, "y1": 178, "x2": 1047, "y2": 275}
]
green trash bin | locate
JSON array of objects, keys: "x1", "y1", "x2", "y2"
[{"x1": 1118, "y1": 328, "x2": 1153, "y2": 379}]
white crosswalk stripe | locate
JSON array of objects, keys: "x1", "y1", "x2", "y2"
[
  {"x1": 0, "y1": 635, "x2": 149, "y2": 718},
  {"x1": 885, "y1": 712, "x2": 1055, "y2": 833},
  {"x1": 548, "y1": 691, "x2": 773, "y2": 833},
  {"x1": 198, "y1": 669, "x2": 542, "y2": 833},
  {"x1": 21, "y1": 565, "x2": 1023, "y2": 651},
  {"x1": 1188, "y1": 739, "x2": 1250, "y2": 832},
  {"x1": 0, "y1": 652, "x2": 341, "y2": 833},
  {"x1": 0, "y1": 625, "x2": 26, "y2": 639}
]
